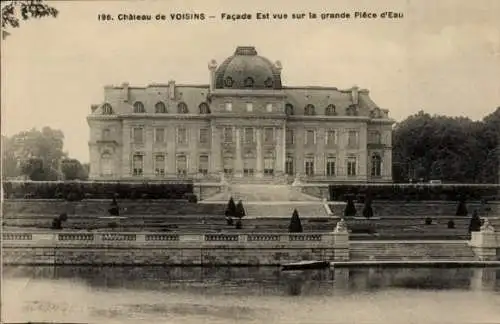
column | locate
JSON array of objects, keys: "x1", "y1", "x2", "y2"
[
  {"x1": 282, "y1": 126, "x2": 286, "y2": 173},
  {"x1": 144, "y1": 126, "x2": 154, "y2": 178},
  {"x1": 384, "y1": 149, "x2": 392, "y2": 180},
  {"x1": 359, "y1": 125, "x2": 368, "y2": 180},
  {"x1": 337, "y1": 128, "x2": 346, "y2": 178},
  {"x1": 256, "y1": 128, "x2": 263, "y2": 177},
  {"x1": 166, "y1": 126, "x2": 176, "y2": 177},
  {"x1": 275, "y1": 127, "x2": 283, "y2": 175},
  {"x1": 189, "y1": 127, "x2": 198, "y2": 175},
  {"x1": 235, "y1": 127, "x2": 243, "y2": 177},
  {"x1": 122, "y1": 123, "x2": 131, "y2": 176},
  {"x1": 210, "y1": 124, "x2": 221, "y2": 174}
]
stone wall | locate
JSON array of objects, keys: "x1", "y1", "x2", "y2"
[
  {"x1": 469, "y1": 229, "x2": 500, "y2": 261},
  {"x1": 2, "y1": 232, "x2": 349, "y2": 266}
]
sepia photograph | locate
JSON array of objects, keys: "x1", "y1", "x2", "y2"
[{"x1": 1, "y1": 0, "x2": 500, "y2": 323}]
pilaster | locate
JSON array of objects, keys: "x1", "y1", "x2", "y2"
[{"x1": 256, "y1": 128, "x2": 263, "y2": 177}]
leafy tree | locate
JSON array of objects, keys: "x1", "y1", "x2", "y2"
[
  {"x1": 61, "y1": 158, "x2": 88, "y2": 180},
  {"x1": 455, "y1": 197, "x2": 468, "y2": 216},
  {"x1": 468, "y1": 210, "x2": 482, "y2": 233},
  {"x1": 1, "y1": 0, "x2": 59, "y2": 38},
  {"x1": 344, "y1": 195, "x2": 357, "y2": 217},
  {"x1": 235, "y1": 200, "x2": 246, "y2": 218},
  {"x1": 362, "y1": 196, "x2": 374, "y2": 219},
  {"x1": 288, "y1": 209, "x2": 303, "y2": 233},
  {"x1": 20, "y1": 157, "x2": 60, "y2": 180}
]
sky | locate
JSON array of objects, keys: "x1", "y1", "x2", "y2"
[{"x1": 1, "y1": 0, "x2": 499, "y2": 163}]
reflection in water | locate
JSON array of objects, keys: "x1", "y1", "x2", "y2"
[{"x1": 3, "y1": 266, "x2": 500, "y2": 324}]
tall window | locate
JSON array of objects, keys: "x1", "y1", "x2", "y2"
[
  {"x1": 243, "y1": 155, "x2": 255, "y2": 176},
  {"x1": 177, "y1": 102, "x2": 188, "y2": 114},
  {"x1": 199, "y1": 128, "x2": 209, "y2": 144},
  {"x1": 264, "y1": 128, "x2": 274, "y2": 144},
  {"x1": 155, "y1": 128, "x2": 165, "y2": 143},
  {"x1": 304, "y1": 104, "x2": 315, "y2": 116},
  {"x1": 347, "y1": 156, "x2": 357, "y2": 176},
  {"x1": 155, "y1": 102, "x2": 167, "y2": 113},
  {"x1": 305, "y1": 157, "x2": 314, "y2": 176},
  {"x1": 326, "y1": 130, "x2": 336, "y2": 146},
  {"x1": 244, "y1": 127, "x2": 254, "y2": 144},
  {"x1": 371, "y1": 154, "x2": 382, "y2": 177},
  {"x1": 132, "y1": 127, "x2": 143, "y2": 143},
  {"x1": 177, "y1": 127, "x2": 187, "y2": 145},
  {"x1": 347, "y1": 130, "x2": 359, "y2": 148},
  {"x1": 246, "y1": 102, "x2": 253, "y2": 112},
  {"x1": 285, "y1": 155, "x2": 294, "y2": 176},
  {"x1": 369, "y1": 131, "x2": 382, "y2": 144},
  {"x1": 286, "y1": 129, "x2": 294, "y2": 145},
  {"x1": 198, "y1": 155, "x2": 209, "y2": 175},
  {"x1": 305, "y1": 130, "x2": 315, "y2": 145},
  {"x1": 326, "y1": 156, "x2": 336, "y2": 176},
  {"x1": 264, "y1": 157, "x2": 274, "y2": 176},
  {"x1": 133, "y1": 101, "x2": 145, "y2": 113},
  {"x1": 176, "y1": 155, "x2": 187, "y2": 176},
  {"x1": 223, "y1": 156, "x2": 233, "y2": 175},
  {"x1": 154, "y1": 155, "x2": 165, "y2": 176},
  {"x1": 100, "y1": 153, "x2": 112, "y2": 176},
  {"x1": 223, "y1": 127, "x2": 233, "y2": 143},
  {"x1": 285, "y1": 103, "x2": 294, "y2": 116},
  {"x1": 132, "y1": 154, "x2": 143, "y2": 176}
]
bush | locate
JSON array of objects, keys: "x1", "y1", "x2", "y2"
[
  {"x1": 59, "y1": 213, "x2": 68, "y2": 222},
  {"x1": 51, "y1": 217, "x2": 62, "y2": 230},
  {"x1": 185, "y1": 193, "x2": 198, "y2": 203},
  {"x1": 447, "y1": 220, "x2": 455, "y2": 229},
  {"x1": 289, "y1": 209, "x2": 303, "y2": 233},
  {"x1": 362, "y1": 197, "x2": 374, "y2": 219},
  {"x1": 425, "y1": 217, "x2": 432, "y2": 225},
  {"x1": 225, "y1": 197, "x2": 237, "y2": 217},
  {"x1": 235, "y1": 200, "x2": 246, "y2": 218},
  {"x1": 344, "y1": 195, "x2": 357, "y2": 217}
]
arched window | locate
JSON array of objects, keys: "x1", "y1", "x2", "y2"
[
  {"x1": 100, "y1": 152, "x2": 113, "y2": 176},
  {"x1": 325, "y1": 104, "x2": 336, "y2": 116},
  {"x1": 133, "y1": 101, "x2": 145, "y2": 113},
  {"x1": 371, "y1": 154, "x2": 382, "y2": 177},
  {"x1": 177, "y1": 102, "x2": 188, "y2": 114},
  {"x1": 244, "y1": 77, "x2": 254, "y2": 88},
  {"x1": 102, "y1": 103, "x2": 113, "y2": 115},
  {"x1": 199, "y1": 102, "x2": 210, "y2": 114},
  {"x1": 224, "y1": 77, "x2": 234, "y2": 87},
  {"x1": 285, "y1": 103, "x2": 294, "y2": 116},
  {"x1": 264, "y1": 77, "x2": 274, "y2": 88},
  {"x1": 155, "y1": 102, "x2": 167, "y2": 113},
  {"x1": 304, "y1": 104, "x2": 315, "y2": 116}
]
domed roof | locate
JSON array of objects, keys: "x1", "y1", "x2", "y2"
[{"x1": 215, "y1": 46, "x2": 282, "y2": 90}]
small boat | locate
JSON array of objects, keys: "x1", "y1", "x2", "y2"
[{"x1": 281, "y1": 260, "x2": 331, "y2": 271}]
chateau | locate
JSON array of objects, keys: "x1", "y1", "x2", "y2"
[{"x1": 87, "y1": 46, "x2": 394, "y2": 183}]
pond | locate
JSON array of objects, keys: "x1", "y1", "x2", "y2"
[{"x1": 3, "y1": 266, "x2": 500, "y2": 323}]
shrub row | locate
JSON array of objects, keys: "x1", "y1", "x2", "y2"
[
  {"x1": 2, "y1": 181, "x2": 194, "y2": 200},
  {"x1": 329, "y1": 184, "x2": 500, "y2": 201}
]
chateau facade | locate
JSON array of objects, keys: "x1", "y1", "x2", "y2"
[{"x1": 87, "y1": 46, "x2": 394, "y2": 183}]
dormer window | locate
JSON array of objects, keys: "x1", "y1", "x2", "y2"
[
  {"x1": 102, "y1": 103, "x2": 113, "y2": 115},
  {"x1": 155, "y1": 102, "x2": 167, "y2": 113},
  {"x1": 177, "y1": 102, "x2": 188, "y2": 114},
  {"x1": 304, "y1": 104, "x2": 315, "y2": 116},
  {"x1": 133, "y1": 101, "x2": 145, "y2": 113},
  {"x1": 244, "y1": 77, "x2": 254, "y2": 88},
  {"x1": 346, "y1": 105, "x2": 358, "y2": 116},
  {"x1": 325, "y1": 104, "x2": 336, "y2": 116},
  {"x1": 199, "y1": 102, "x2": 210, "y2": 114},
  {"x1": 224, "y1": 77, "x2": 234, "y2": 87},
  {"x1": 285, "y1": 103, "x2": 294, "y2": 116},
  {"x1": 264, "y1": 77, "x2": 273, "y2": 88}
]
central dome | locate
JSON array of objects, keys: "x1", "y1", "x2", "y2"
[{"x1": 215, "y1": 46, "x2": 282, "y2": 90}]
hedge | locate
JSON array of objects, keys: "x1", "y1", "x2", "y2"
[
  {"x1": 2, "y1": 180, "x2": 194, "y2": 200},
  {"x1": 329, "y1": 184, "x2": 500, "y2": 201}
]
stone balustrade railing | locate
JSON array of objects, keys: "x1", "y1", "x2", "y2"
[{"x1": 2, "y1": 231, "x2": 347, "y2": 246}]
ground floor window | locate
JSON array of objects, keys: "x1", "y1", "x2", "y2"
[
  {"x1": 305, "y1": 158, "x2": 314, "y2": 176},
  {"x1": 264, "y1": 158, "x2": 274, "y2": 176},
  {"x1": 154, "y1": 155, "x2": 165, "y2": 176},
  {"x1": 176, "y1": 155, "x2": 187, "y2": 176},
  {"x1": 285, "y1": 156, "x2": 294, "y2": 176},
  {"x1": 132, "y1": 154, "x2": 143, "y2": 176},
  {"x1": 326, "y1": 157, "x2": 336, "y2": 176},
  {"x1": 198, "y1": 155, "x2": 209, "y2": 175}
]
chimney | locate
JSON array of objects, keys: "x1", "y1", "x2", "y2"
[
  {"x1": 208, "y1": 59, "x2": 218, "y2": 92},
  {"x1": 351, "y1": 86, "x2": 359, "y2": 105},
  {"x1": 122, "y1": 82, "x2": 129, "y2": 102},
  {"x1": 168, "y1": 80, "x2": 176, "y2": 100}
]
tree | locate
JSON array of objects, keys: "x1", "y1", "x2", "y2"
[
  {"x1": 61, "y1": 158, "x2": 88, "y2": 180},
  {"x1": 344, "y1": 195, "x2": 357, "y2": 217},
  {"x1": 288, "y1": 209, "x2": 303, "y2": 233},
  {"x1": 455, "y1": 196, "x2": 468, "y2": 216},
  {"x1": 362, "y1": 197, "x2": 374, "y2": 219},
  {"x1": 20, "y1": 157, "x2": 60, "y2": 180},
  {"x1": 235, "y1": 200, "x2": 246, "y2": 218},
  {"x1": 468, "y1": 210, "x2": 482, "y2": 233},
  {"x1": 1, "y1": 0, "x2": 59, "y2": 38}
]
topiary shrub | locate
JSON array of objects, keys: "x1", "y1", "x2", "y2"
[
  {"x1": 362, "y1": 197, "x2": 374, "y2": 219},
  {"x1": 425, "y1": 217, "x2": 432, "y2": 225},
  {"x1": 289, "y1": 209, "x2": 303, "y2": 233},
  {"x1": 51, "y1": 217, "x2": 62, "y2": 230},
  {"x1": 447, "y1": 220, "x2": 455, "y2": 229},
  {"x1": 235, "y1": 200, "x2": 246, "y2": 218},
  {"x1": 235, "y1": 219, "x2": 242, "y2": 229},
  {"x1": 344, "y1": 194, "x2": 357, "y2": 217},
  {"x1": 455, "y1": 197, "x2": 468, "y2": 216},
  {"x1": 468, "y1": 210, "x2": 482, "y2": 233}
]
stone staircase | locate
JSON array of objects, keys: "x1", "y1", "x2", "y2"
[{"x1": 349, "y1": 241, "x2": 477, "y2": 261}]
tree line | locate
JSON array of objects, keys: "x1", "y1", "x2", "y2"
[{"x1": 392, "y1": 107, "x2": 500, "y2": 184}]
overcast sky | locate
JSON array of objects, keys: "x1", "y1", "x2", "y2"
[{"x1": 1, "y1": 0, "x2": 499, "y2": 162}]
